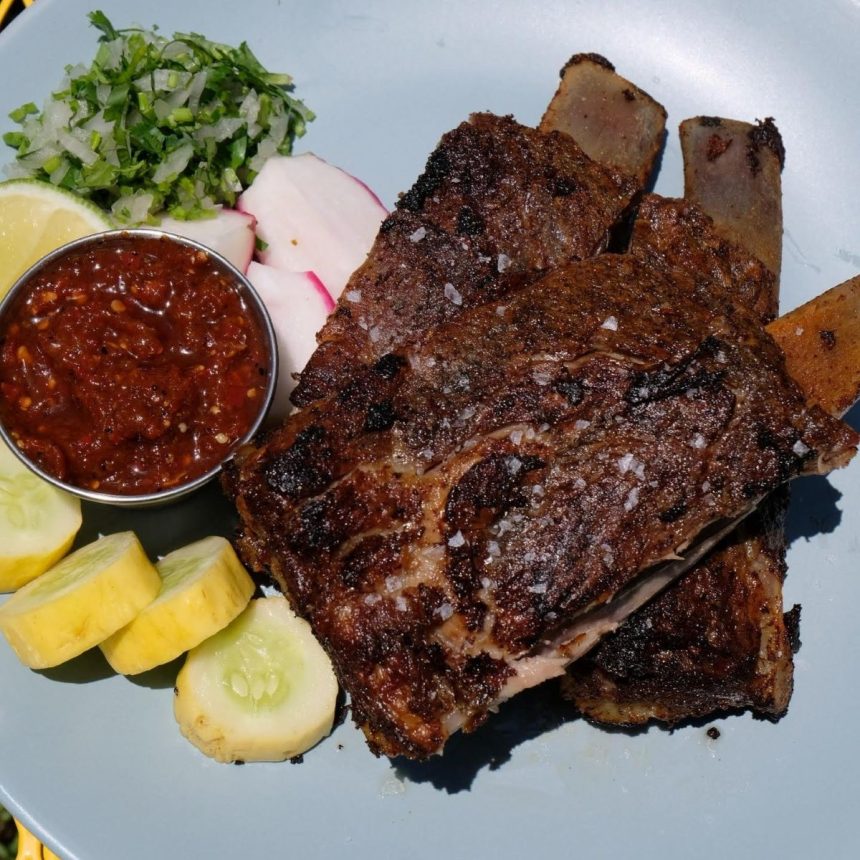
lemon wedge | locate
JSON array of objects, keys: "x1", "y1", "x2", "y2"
[
  {"x1": 0, "y1": 178, "x2": 111, "y2": 300},
  {"x1": 0, "y1": 438, "x2": 82, "y2": 592},
  {"x1": 174, "y1": 596, "x2": 339, "y2": 763},
  {"x1": 0, "y1": 531, "x2": 160, "y2": 669},
  {"x1": 100, "y1": 536, "x2": 255, "y2": 675}
]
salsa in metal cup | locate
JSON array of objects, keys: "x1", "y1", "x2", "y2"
[{"x1": 0, "y1": 232, "x2": 274, "y2": 498}]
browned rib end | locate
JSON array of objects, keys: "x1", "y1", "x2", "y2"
[
  {"x1": 680, "y1": 116, "x2": 784, "y2": 275},
  {"x1": 539, "y1": 53, "x2": 667, "y2": 186},
  {"x1": 768, "y1": 275, "x2": 860, "y2": 418}
]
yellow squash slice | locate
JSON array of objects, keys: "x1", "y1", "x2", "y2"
[
  {"x1": 100, "y1": 536, "x2": 255, "y2": 675},
  {"x1": 0, "y1": 531, "x2": 160, "y2": 669}
]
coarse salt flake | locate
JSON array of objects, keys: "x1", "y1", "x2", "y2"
[
  {"x1": 497, "y1": 253, "x2": 512, "y2": 272},
  {"x1": 448, "y1": 530, "x2": 466, "y2": 548},
  {"x1": 444, "y1": 282, "x2": 463, "y2": 305},
  {"x1": 601, "y1": 315, "x2": 619, "y2": 331},
  {"x1": 435, "y1": 602, "x2": 454, "y2": 620},
  {"x1": 793, "y1": 439, "x2": 810, "y2": 456},
  {"x1": 459, "y1": 405, "x2": 476, "y2": 421},
  {"x1": 509, "y1": 429, "x2": 524, "y2": 444},
  {"x1": 345, "y1": 289, "x2": 362, "y2": 303},
  {"x1": 507, "y1": 457, "x2": 523, "y2": 475},
  {"x1": 690, "y1": 433, "x2": 707, "y2": 449},
  {"x1": 624, "y1": 486, "x2": 640, "y2": 512},
  {"x1": 574, "y1": 419, "x2": 591, "y2": 431},
  {"x1": 617, "y1": 452, "x2": 636, "y2": 474},
  {"x1": 409, "y1": 226, "x2": 427, "y2": 243},
  {"x1": 601, "y1": 543, "x2": 615, "y2": 566}
]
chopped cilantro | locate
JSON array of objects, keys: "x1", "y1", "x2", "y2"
[{"x1": 3, "y1": 10, "x2": 313, "y2": 223}]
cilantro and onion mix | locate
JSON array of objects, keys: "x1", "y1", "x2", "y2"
[{"x1": 2, "y1": 11, "x2": 313, "y2": 222}]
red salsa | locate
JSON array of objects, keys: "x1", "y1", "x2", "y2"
[{"x1": 0, "y1": 234, "x2": 271, "y2": 496}]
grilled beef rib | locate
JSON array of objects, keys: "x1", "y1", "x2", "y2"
[{"x1": 226, "y1": 63, "x2": 858, "y2": 759}]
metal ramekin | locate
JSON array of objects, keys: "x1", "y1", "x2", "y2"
[{"x1": 0, "y1": 228, "x2": 278, "y2": 507}]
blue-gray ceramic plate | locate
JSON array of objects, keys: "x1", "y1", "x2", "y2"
[{"x1": 1, "y1": 1, "x2": 858, "y2": 858}]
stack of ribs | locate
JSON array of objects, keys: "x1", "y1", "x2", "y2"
[{"x1": 225, "y1": 55, "x2": 859, "y2": 758}]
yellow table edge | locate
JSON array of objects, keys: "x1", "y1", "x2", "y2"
[{"x1": 15, "y1": 818, "x2": 62, "y2": 860}]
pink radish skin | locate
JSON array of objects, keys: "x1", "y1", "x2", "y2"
[
  {"x1": 246, "y1": 262, "x2": 335, "y2": 420},
  {"x1": 309, "y1": 270, "x2": 336, "y2": 313},
  {"x1": 158, "y1": 209, "x2": 256, "y2": 273},
  {"x1": 237, "y1": 153, "x2": 388, "y2": 299}
]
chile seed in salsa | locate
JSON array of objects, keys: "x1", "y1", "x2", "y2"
[{"x1": 0, "y1": 233, "x2": 273, "y2": 496}]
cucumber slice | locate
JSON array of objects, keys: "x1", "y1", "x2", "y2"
[
  {"x1": 100, "y1": 536, "x2": 255, "y2": 675},
  {"x1": 174, "y1": 596, "x2": 339, "y2": 762},
  {"x1": 0, "y1": 531, "x2": 161, "y2": 669},
  {"x1": 0, "y1": 438, "x2": 82, "y2": 592}
]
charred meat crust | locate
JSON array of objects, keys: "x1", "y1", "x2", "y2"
[
  {"x1": 692, "y1": 115, "x2": 785, "y2": 172},
  {"x1": 564, "y1": 489, "x2": 794, "y2": 725},
  {"x1": 227, "y1": 246, "x2": 857, "y2": 759},
  {"x1": 631, "y1": 196, "x2": 779, "y2": 323},
  {"x1": 748, "y1": 117, "x2": 786, "y2": 172},
  {"x1": 565, "y1": 120, "x2": 793, "y2": 728},
  {"x1": 292, "y1": 113, "x2": 638, "y2": 407},
  {"x1": 560, "y1": 52, "x2": 616, "y2": 75}
]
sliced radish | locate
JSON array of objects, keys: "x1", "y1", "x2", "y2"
[
  {"x1": 246, "y1": 262, "x2": 334, "y2": 420},
  {"x1": 238, "y1": 153, "x2": 388, "y2": 299},
  {"x1": 158, "y1": 209, "x2": 256, "y2": 273}
]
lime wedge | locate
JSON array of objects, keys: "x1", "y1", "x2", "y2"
[{"x1": 0, "y1": 178, "x2": 111, "y2": 300}]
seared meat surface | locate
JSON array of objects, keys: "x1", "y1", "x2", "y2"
[
  {"x1": 227, "y1": 67, "x2": 857, "y2": 759},
  {"x1": 228, "y1": 217, "x2": 856, "y2": 756},
  {"x1": 565, "y1": 117, "x2": 797, "y2": 725},
  {"x1": 292, "y1": 112, "x2": 641, "y2": 407},
  {"x1": 565, "y1": 491, "x2": 795, "y2": 724}
]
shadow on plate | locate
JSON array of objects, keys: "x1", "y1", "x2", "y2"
[
  {"x1": 785, "y1": 475, "x2": 843, "y2": 545},
  {"x1": 782, "y1": 397, "x2": 856, "y2": 545},
  {"x1": 75, "y1": 480, "x2": 238, "y2": 558},
  {"x1": 393, "y1": 678, "x2": 781, "y2": 794},
  {"x1": 393, "y1": 682, "x2": 580, "y2": 793},
  {"x1": 126, "y1": 656, "x2": 184, "y2": 690},
  {"x1": 38, "y1": 647, "x2": 114, "y2": 684},
  {"x1": 35, "y1": 647, "x2": 182, "y2": 688}
]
